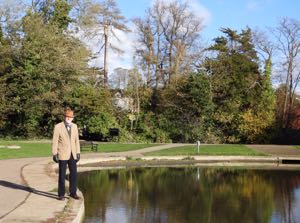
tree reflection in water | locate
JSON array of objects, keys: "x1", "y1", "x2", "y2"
[{"x1": 78, "y1": 167, "x2": 300, "y2": 223}]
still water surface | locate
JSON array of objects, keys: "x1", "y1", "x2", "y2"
[{"x1": 78, "y1": 167, "x2": 300, "y2": 223}]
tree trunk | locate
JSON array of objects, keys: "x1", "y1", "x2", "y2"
[
  {"x1": 103, "y1": 24, "x2": 109, "y2": 87},
  {"x1": 168, "y1": 41, "x2": 173, "y2": 85},
  {"x1": 147, "y1": 61, "x2": 151, "y2": 86},
  {"x1": 282, "y1": 74, "x2": 289, "y2": 128}
]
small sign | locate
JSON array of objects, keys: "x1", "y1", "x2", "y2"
[{"x1": 128, "y1": 114, "x2": 136, "y2": 121}]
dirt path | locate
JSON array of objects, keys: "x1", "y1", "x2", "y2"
[{"x1": 247, "y1": 145, "x2": 300, "y2": 157}]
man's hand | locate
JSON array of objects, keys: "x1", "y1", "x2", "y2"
[
  {"x1": 76, "y1": 153, "x2": 80, "y2": 162},
  {"x1": 53, "y1": 154, "x2": 59, "y2": 163}
]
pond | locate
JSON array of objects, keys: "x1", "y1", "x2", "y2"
[{"x1": 78, "y1": 167, "x2": 300, "y2": 223}]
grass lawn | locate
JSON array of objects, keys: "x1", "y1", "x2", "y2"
[
  {"x1": 145, "y1": 144, "x2": 268, "y2": 156},
  {"x1": 0, "y1": 141, "x2": 51, "y2": 160},
  {"x1": 0, "y1": 141, "x2": 157, "y2": 160}
]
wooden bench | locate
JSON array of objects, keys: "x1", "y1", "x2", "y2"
[{"x1": 79, "y1": 140, "x2": 99, "y2": 152}]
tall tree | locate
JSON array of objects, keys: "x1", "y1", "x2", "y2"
[
  {"x1": 0, "y1": 24, "x2": 12, "y2": 76},
  {"x1": 0, "y1": 1, "x2": 23, "y2": 134},
  {"x1": 134, "y1": 0, "x2": 203, "y2": 87},
  {"x1": 1, "y1": 14, "x2": 89, "y2": 137},
  {"x1": 0, "y1": 24, "x2": 13, "y2": 132},
  {"x1": 0, "y1": 0, "x2": 24, "y2": 41},
  {"x1": 126, "y1": 68, "x2": 143, "y2": 124},
  {"x1": 133, "y1": 14, "x2": 155, "y2": 86},
  {"x1": 271, "y1": 17, "x2": 300, "y2": 128},
  {"x1": 30, "y1": 0, "x2": 72, "y2": 30},
  {"x1": 77, "y1": 0, "x2": 129, "y2": 87},
  {"x1": 158, "y1": 73, "x2": 214, "y2": 142},
  {"x1": 52, "y1": 0, "x2": 72, "y2": 30},
  {"x1": 205, "y1": 28, "x2": 264, "y2": 142},
  {"x1": 109, "y1": 67, "x2": 128, "y2": 89}
]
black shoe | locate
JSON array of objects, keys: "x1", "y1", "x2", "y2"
[
  {"x1": 58, "y1": 196, "x2": 65, "y2": 201},
  {"x1": 70, "y1": 194, "x2": 80, "y2": 200}
]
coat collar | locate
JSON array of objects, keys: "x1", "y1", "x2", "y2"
[{"x1": 60, "y1": 122, "x2": 74, "y2": 139}]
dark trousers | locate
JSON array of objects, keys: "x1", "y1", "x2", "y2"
[{"x1": 58, "y1": 154, "x2": 77, "y2": 197}]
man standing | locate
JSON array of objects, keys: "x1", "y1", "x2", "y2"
[{"x1": 52, "y1": 108, "x2": 81, "y2": 200}]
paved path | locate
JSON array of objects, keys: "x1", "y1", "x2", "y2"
[
  {"x1": 0, "y1": 158, "x2": 44, "y2": 219},
  {"x1": 0, "y1": 157, "x2": 83, "y2": 223}
]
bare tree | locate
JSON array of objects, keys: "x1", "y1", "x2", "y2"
[
  {"x1": 126, "y1": 68, "x2": 143, "y2": 128},
  {"x1": 253, "y1": 29, "x2": 274, "y2": 67},
  {"x1": 133, "y1": 14, "x2": 154, "y2": 86},
  {"x1": 0, "y1": 0, "x2": 25, "y2": 40},
  {"x1": 134, "y1": 0, "x2": 204, "y2": 88},
  {"x1": 109, "y1": 67, "x2": 128, "y2": 89},
  {"x1": 272, "y1": 17, "x2": 300, "y2": 127},
  {"x1": 159, "y1": 0, "x2": 202, "y2": 82}
]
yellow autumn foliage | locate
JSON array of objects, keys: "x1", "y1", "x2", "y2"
[{"x1": 239, "y1": 109, "x2": 275, "y2": 142}]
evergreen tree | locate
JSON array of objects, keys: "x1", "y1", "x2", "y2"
[
  {"x1": 31, "y1": 0, "x2": 72, "y2": 30},
  {"x1": 206, "y1": 28, "x2": 263, "y2": 143},
  {"x1": 238, "y1": 57, "x2": 276, "y2": 142},
  {"x1": 52, "y1": 0, "x2": 72, "y2": 30}
]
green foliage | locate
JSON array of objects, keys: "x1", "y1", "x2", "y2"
[
  {"x1": 238, "y1": 58, "x2": 276, "y2": 143},
  {"x1": 158, "y1": 74, "x2": 215, "y2": 143},
  {"x1": 64, "y1": 84, "x2": 114, "y2": 120},
  {"x1": 134, "y1": 111, "x2": 158, "y2": 141},
  {"x1": 51, "y1": 0, "x2": 72, "y2": 30},
  {"x1": 32, "y1": 0, "x2": 72, "y2": 30},
  {"x1": 0, "y1": 26, "x2": 13, "y2": 132},
  {"x1": 153, "y1": 129, "x2": 171, "y2": 143},
  {"x1": 0, "y1": 13, "x2": 89, "y2": 137},
  {"x1": 86, "y1": 113, "x2": 119, "y2": 139},
  {"x1": 205, "y1": 27, "x2": 275, "y2": 143}
]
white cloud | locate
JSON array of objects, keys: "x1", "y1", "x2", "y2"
[
  {"x1": 189, "y1": 0, "x2": 212, "y2": 26},
  {"x1": 150, "y1": 0, "x2": 211, "y2": 25},
  {"x1": 246, "y1": 0, "x2": 273, "y2": 11},
  {"x1": 107, "y1": 24, "x2": 137, "y2": 71}
]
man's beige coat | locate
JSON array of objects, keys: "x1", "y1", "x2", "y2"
[{"x1": 52, "y1": 122, "x2": 80, "y2": 160}]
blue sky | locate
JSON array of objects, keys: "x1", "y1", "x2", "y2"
[{"x1": 116, "y1": 0, "x2": 300, "y2": 41}]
